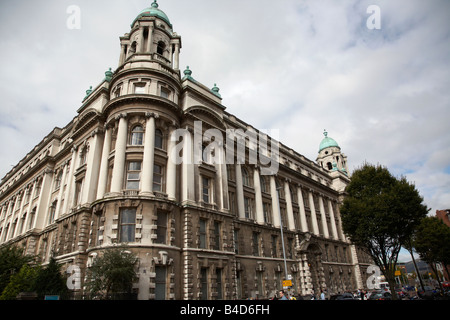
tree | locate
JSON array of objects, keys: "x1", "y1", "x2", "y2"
[
  {"x1": 413, "y1": 216, "x2": 450, "y2": 292},
  {"x1": 0, "y1": 245, "x2": 34, "y2": 294},
  {"x1": 85, "y1": 247, "x2": 138, "y2": 299},
  {"x1": 0, "y1": 264, "x2": 39, "y2": 300},
  {"x1": 340, "y1": 163, "x2": 428, "y2": 299},
  {"x1": 34, "y1": 257, "x2": 69, "y2": 299}
]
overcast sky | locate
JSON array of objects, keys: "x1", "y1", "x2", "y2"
[{"x1": 0, "y1": 1, "x2": 449, "y2": 261}]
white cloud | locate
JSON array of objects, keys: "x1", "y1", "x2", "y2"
[{"x1": 0, "y1": 0, "x2": 449, "y2": 216}]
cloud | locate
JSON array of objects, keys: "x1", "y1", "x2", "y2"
[{"x1": 0, "y1": 0, "x2": 449, "y2": 216}]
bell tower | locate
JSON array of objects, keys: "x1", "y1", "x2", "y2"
[
  {"x1": 117, "y1": 0, "x2": 182, "y2": 70},
  {"x1": 316, "y1": 130, "x2": 348, "y2": 175}
]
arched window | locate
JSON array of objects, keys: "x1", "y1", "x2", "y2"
[
  {"x1": 131, "y1": 125, "x2": 144, "y2": 145},
  {"x1": 157, "y1": 41, "x2": 166, "y2": 55},
  {"x1": 155, "y1": 128, "x2": 163, "y2": 149},
  {"x1": 242, "y1": 168, "x2": 251, "y2": 187},
  {"x1": 260, "y1": 176, "x2": 268, "y2": 193}
]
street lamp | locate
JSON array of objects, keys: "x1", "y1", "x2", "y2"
[{"x1": 276, "y1": 185, "x2": 290, "y2": 295}]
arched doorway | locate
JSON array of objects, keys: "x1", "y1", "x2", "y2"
[{"x1": 297, "y1": 237, "x2": 325, "y2": 297}]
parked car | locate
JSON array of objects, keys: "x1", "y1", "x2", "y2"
[
  {"x1": 417, "y1": 286, "x2": 437, "y2": 300},
  {"x1": 395, "y1": 288, "x2": 406, "y2": 299},
  {"x1": 330, "y1": 292, "x2": 356, "y2": 300},
  {"x1": 367, "y1": 290, "x2": 392, "y2": 300}
]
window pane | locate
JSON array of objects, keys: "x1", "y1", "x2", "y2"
[
  {"x1": 155, "y1": 129, "x2": 163, "y2": 149},
  {"x1": 127, "y1": 162, "x2": 141, "y2": 190},
  {"x1": 155, "y1": 266, "x2": 166, "y2": 300},
  {"x1": 120, "y1": 208, "x2": 136, "y2": 242},
  {"x1": 134, "y1": 84, "x2": 145, "y2": 94},
  {"x1": 202, "y1": 177, "x2": 210, "y2": 203},
  {"x1": 156, "y1": 212, "x2": 167, "y2": 244},
  {"x1": 199, "y1": 219, "x2": 206, "y2": 249},
  {"x1": 153, "y1": 164, "x2": 163, "y2": 192}
]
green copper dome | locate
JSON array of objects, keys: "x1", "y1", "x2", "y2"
[
  {"x1": 319, "y1": 130, "x2": 339, "y2": 152},
  {"x1": 132, "y1": 0, "x2": 172, "y2": 28}
]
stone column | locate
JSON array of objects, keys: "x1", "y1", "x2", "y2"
[
  {"x1": 270, "y1": 175, "x2": 281, "y2": 228},
  {"x1": 23, "y1": 180, "x2": 38, "y2": 230},
  {"x1": 82, "y1": 129, "x2": 104, "y2": 204},
  {"x1": 328, "y1": 199, "x2": 339, "y2": 240},
  {"x1": 110, "y1": 113, "x2": 128, "y2": 194},
  {"x1": 141, "y1": 112, "x2": 158, "y2": 195},
  {"x1": 235, "y1": 163, "x2": 245, "y2": 219},
  {"x1": 166, "y1": 123, "x2": 177, "y2": 201},
  {"x1": 34, "y1": 168, "x2": 54, "y2": 230},
  {"x1": 119, "y1": 44, "x2": 126, "y2": 65},
  {"x1": 181, "y1": 127, "x2": 195, "y2": 204},
  {"x1": 284, "y1": 179, "x2": 296, "y2": 231},
  {"x1": 139, "y1": 26, "x2": 145, "y2": 53},
  {"x1": 55, "y1": 161, "x2": 68, "y2": 219},
  {"x1": 97, "y1": 125, "x2": 112, "y2": 199},
  {"x1": 318, "y1": 195, "x2": 330, "y2": 238},
  {"x1": 296, "y1": 185, "x2": 309, "y2": 233},
  {"x1": 308, "y1": 191, "x2": 320, "y2": 235},
  {"x1": 173, "y1": 42, "x2": 180, "y2": 70},
  {"x1": 217, "y1": 142, "x2": 229, "y2": 211},
  {"x1": 63, "y1": 146, "x2": 78, "y2": 213},
  {"x1": 253, "y1": 166, "x2": 264, "y2": 224},
  {"x1": 147, "y1": 25, "x2": 154, "y2": 53}
]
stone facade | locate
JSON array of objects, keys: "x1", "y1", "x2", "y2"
[{"x1": 0, "y1": 1, "x2": 372, "y2": 300}]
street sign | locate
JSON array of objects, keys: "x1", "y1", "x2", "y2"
[
  {"x1": 283, "y1": 280, "x2": 292, "y2": 287},
  {"x1": 395, "y1": 270, "x2": 401, "y2": 276}
]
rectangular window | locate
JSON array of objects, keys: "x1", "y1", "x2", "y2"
[
  {"x1": 74, "y1": 179, "x2": 83, "y2": 205},
  {"x1": 126, "y1": 161, "x2": 141, "y2": 190},
  {"x1": 156, "y1": 211, "x2": 167, "y2": 244},
  {"x1": 120, "y1": 208, "x2": 136, "y2": 242},
  {"x1": 263, "y1": 202, "x2": 271, "y2": 224},
  {"x1": 229, "y1": 191, "x2": 236, "y2": 215},
  {"x1": 213, "y1": 221, "x2": 220, "y2": 251},
  {"x1": 216, "y1": 268, "x2": 223, "y2": 300},
  {"x1": 200, "y1": 268, "x2": 208, "y2": 300},
  {"x1": 252, "y1": 232, "x2": 259, "y2": 256},
  {"x1": 256, "y1": 271, "x2": 263, "y2": 297},
  {"x1": 153, "y1": 164, "x2": 163, "y2": 192},
  {"x1": 234, "y1": 229, "x2": 239, "y2": 254},
  {"x1": 271, "y1": 235, "x2": 278, "y2": 258},
  {"x1": 202, "y1": 177, "x2": 210, "y2": 203},
  {"x1": 134, "y1": 83, "x2": 146, "y2": 94},
  {"x1": 155, "y1": 266, "x2": 166, "y2": 300},
  {"x1": 160, "y1": 87, "x2": 169, "y2": 99},
  {"x1": 244, "y1": 197, "x2": 253, "y2": 219},
  {"x1": 199, "y1": 219, "x2": 207, "y2": 249}
]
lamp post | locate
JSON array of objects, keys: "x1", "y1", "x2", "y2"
[{"x1": 276, "y1": 186, "x2": 290, "y2": 295}]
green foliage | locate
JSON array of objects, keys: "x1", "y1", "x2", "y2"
[
  {"x1": 340, "y1": 163, "x2": 428, "y2": 296},
  {"x1": 0, "y1": 245, "x2": 70, "y2": 300},
  {"x1": 414, "y1": 216, "x2": 450, "y2": 267},
  {"x1": 34, "y1": 257, "x2": 69, "y2": 299},
  {"x1": 85, "y1": 247, "x2": 138, "y2": 299},
  {"x1": 0, "y1": 264, "x2": 40, "y2": 300},
  {"x1": 0, "y1": 245, "x2": 34, "y2": 294}
]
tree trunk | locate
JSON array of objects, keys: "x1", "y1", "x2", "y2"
[{"x1": 409, "y1": 249, "x2": 425, "y2": 291}]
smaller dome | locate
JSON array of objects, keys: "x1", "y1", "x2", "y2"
[
  {"x1": 132, "y1": 0, "x2": 172, "y2": 28},
  {"x1": 319, "y1": 130, "x2": 339, "y2": 152}
]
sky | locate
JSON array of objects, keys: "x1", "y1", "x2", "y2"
[{"x1": 0, "y1": 0, "x2": 449, "y2": 262}]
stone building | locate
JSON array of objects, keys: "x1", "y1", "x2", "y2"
[{"x1": 0, "y1": 1, "x2": 372, "y2": 300}]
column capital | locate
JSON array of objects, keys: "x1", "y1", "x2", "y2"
[
  {"x1": 115, "y1": 112, "x2": 128, "y2": 121},
  {"x1": 145, "y1": 112, "x2": 159, "y2": 119}
]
